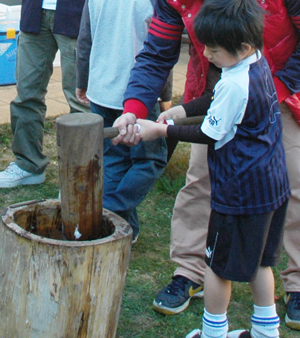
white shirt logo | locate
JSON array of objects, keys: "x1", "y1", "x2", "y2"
[{"x1": 206, "y1": 246, "x2": 212, "y2": 258}]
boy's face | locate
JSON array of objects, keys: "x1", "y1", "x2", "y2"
[{"x1": 203, "y1": 45, "x2": 239, "y2": 68}]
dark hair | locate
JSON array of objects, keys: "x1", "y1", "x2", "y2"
[{"x1": 194, "y1": 0, "x2": 264, "y2": 56}]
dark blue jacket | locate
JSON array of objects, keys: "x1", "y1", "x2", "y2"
[{"x1": 20, "y1": 0, "x2": 85, "y2": 38}]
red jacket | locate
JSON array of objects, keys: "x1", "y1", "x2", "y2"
[
  {"x1": 167, "y1": 0, "x2": 209, "y2": 103},
  {"x1": 261, "y1": 0, "x2": 300, "y2": 124},
  {"x1": 123, "y1": 0, "x2": 206, "y2": 118},
  {"x1": 124, "y1": 0, "x2": 300, "y2": 124}
]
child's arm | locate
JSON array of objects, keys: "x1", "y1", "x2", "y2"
[
  {"x1": 136, "y1": 119, "x2": 168, "y2": 141},
  {"x1": 157, "y1": 105, "x2": 187, "y2": 123},
  {"x1": 157, "y1": 91, "x2": 213, "y2": 122},
  {"x1": 137, "y1": 91, "x2": 215, "y2": 143},
  {"x1": 136, "y1": 119, "x2": 216, "y2": 145},
  {"x1": 167, "y1": 124, "x2": 216, "y2": 145},
  {"x1": 182, "y1": 92, "x2": 213, "y2": 117}
]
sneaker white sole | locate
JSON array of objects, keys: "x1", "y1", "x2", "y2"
[
  {"x1": 0, "y1": 172, "x2": 46, "y2": 188},
  {"x1": 152, "y1": 289, "x2": 204, "y2": 315},
  {"x1": 285, "y1": 313, "x2": 300, "y2": 330},
  {"x1": 284, "y1": 294, "x2": 300, "y2": 330}
]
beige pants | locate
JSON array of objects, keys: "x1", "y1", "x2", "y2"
[
  {"x1": 170, "y1": 103, "x2": 300, "y2": 292},
  {"x1": 280, "y1": 103, "x2": 300, "y2": 292}
]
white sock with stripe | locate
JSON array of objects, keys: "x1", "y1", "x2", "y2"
[
  {"x1": 201, "y1": 308, "x2": 228, "y2": 338},
  {"x1": 250, "y1": 304, "x2": 280, "y2": 338}
]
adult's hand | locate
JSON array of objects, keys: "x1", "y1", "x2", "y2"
[{"x1": 112, "y1": 112, "x2": 139, "y2": 145}]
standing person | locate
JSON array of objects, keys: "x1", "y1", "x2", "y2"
[
  {"x1": 76, "y1": 0, "x2": 169, "y2": 242},
  {"x1": 0, "y1": 0, "x2": 90, "y2": 188},
  {"x1": 113, "y1": 0, "x2": 300, "y2": 330},
  {"x1": 135, "y1": 1, "x2": 290, "y2": 337},
  {"x1": 111, "y1": 0, "x2": 219, "y2": 314}
]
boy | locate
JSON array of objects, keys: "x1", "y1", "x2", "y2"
[{"x1": 135, "y1": 0, "x2": 291, "y2": 337}]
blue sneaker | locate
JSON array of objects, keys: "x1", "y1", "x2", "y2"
[
  {"x1": 285, "y1": 292, "x2": 300, "y2": 330},
  {"x1": 152, "y1": 275, "x2": 204, "y2": 315}
]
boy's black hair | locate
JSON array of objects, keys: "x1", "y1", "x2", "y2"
[{"x1": 194, "y1": 0, "x2": 264, "y2": 56}]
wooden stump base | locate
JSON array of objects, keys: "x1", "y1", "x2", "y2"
[{"x1": 0, "y1": 199, "x2": 132, "y2": 338}]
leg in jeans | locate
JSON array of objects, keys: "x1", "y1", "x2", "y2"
[
  {"x1": 90, "y1": 102, "x2": 167, "y2": 238},
  {"x1": 10, "y1": 10, "x2": 58, "y2": 174}
]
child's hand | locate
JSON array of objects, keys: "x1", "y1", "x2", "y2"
[
  {"x1": 157, "y1": 105, "x2": 186, "y2": 123},
  {"x1": 136, "y1": 119, "x2": 168, "y2": 142}
]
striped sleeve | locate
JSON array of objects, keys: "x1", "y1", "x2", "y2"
[
  {"x1": 149, "y1": 15, "x2": 183, "y2": 41},
  {"x1": 123, "y1": 0, "x2": 184, "y2": 118}
]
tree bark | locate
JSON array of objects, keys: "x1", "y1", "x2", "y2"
[{"x1": 0, "y1": 200, "x2": 132, "y2": 338}]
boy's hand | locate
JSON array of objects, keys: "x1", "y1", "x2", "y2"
[
  {"x1": 159, "y1": 100, "x2": 172, "y2": 112},
  {"x1": 157, "y1": 105, "x2": 186, "y2": 123},
  {"x1": 136, "y1": 119, "x2": 168, "y2": 142},
  {"x1": 76, "y1": 88, "x2": 90, "y2": 104}
]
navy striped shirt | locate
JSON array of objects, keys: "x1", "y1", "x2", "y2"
[{"x1": 202, "y1": 53, "x2": 291, "y2": 214}]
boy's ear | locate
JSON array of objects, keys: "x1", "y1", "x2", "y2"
[
  {"x1": 241, "y1": 43, "x2": 252, "y2": 54},
  {"x1": 238, "y1": 43, "x2": 253, "y2": 59}
]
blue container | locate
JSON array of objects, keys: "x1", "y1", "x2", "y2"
[{"x1": 0, "y1": 19, "x2": 19, "y2": 86}]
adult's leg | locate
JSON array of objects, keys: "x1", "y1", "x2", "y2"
[
  {"x1": 280, "y1": 103, "x2": 300, "y2": 330},
  {"x1": 54, "y1": 33, "x2": 90, "y2": 114},
  {"x1": 152, "y1": 144, "x2": 209, "y2": 315},
  {"x1": 170, "y1": 64, "x2": 220, "y2": 285},
  {"x1": 171, "y1": 143, "x2": 210, "y2": 284},
  {"x1": 104, "y1": 103, "x2": 167, "y2": 237},
  {"x1": 90, "y1": 102, "x2": 167, "y2": 239},
  {"x1": 280, "y1": 103, "x2": 300, "y2": 292},
  {"x1": 10, "y1": 10, "x2": 58, "y2": 174}
]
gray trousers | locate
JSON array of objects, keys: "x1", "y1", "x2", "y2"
[{"x1": 11, "y1": 9, "x2": 90, "y2": 174}]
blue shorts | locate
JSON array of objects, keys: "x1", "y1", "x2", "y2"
[{"x1": 205, "y1": 199, "x2": 289, "y2": 282}]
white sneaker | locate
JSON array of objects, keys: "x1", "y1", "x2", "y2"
[{"x1": 0, "y1": 162, "x2": 46, "y2": 188}]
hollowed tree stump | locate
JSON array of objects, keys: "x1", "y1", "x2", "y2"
[
  {"x1": 0, "y1": 199, "x2": 132, "y2": 338},
  {"x1": 0, "y1": 113, "x2": 133, "y2": 337}
]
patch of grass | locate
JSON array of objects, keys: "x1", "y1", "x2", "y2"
[
  {"x1": 0, "y1": 123, "x2": 13, "y2": 146},
  {"x1": 0, "y1": 116, "x2": 295, "y2": 338},
  {"x1": 156, "y1": 175, "x2": 186, "y2": 196}
]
